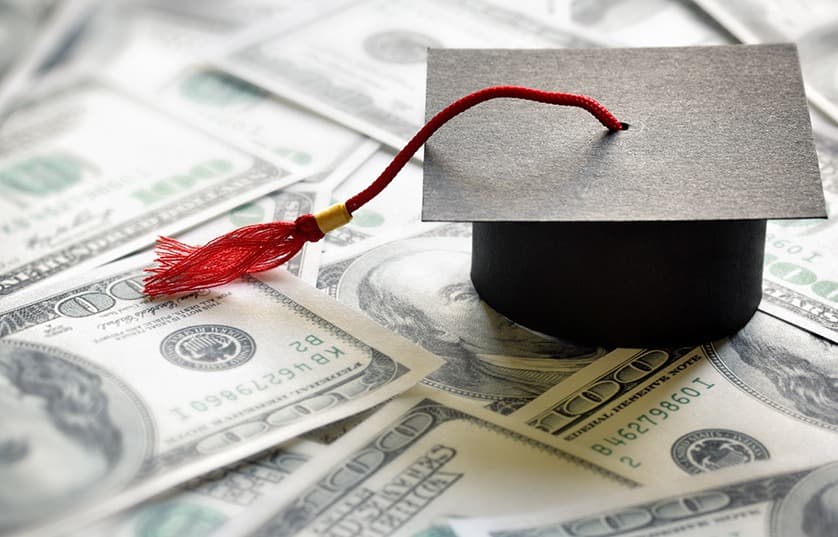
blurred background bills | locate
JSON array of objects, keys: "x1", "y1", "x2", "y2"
[{"x1": 0, "y1": 1, "x2": 837, "y2": 537}]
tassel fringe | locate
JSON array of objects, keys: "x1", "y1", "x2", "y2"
[{"x1": 144, "y1": 218, "x2": 322, "y2": 296}]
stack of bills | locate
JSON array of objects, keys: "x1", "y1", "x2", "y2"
[{"x1": 1, "y1": 2, "x2": 836, "y2": 536}]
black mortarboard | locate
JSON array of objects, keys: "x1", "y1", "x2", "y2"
[{"x1": 423, "y1": 45, "x2": 826, "y2": 346}]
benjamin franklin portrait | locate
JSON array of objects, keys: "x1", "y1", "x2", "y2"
[
  {"x1": 801, "y1": 480, "x2": 838, "y2": 537},
  {"x1": 333, "y1": 237, "x2": 607, "y2": 404},
  {"x1": 712, "y1": 311, "x2": 837, "y2": 430},
  {"x1": 774, "y1": 462, "x2": 838, "y2": 537},
  {"x1": 0, "y1": 340, "x2": 151, "y2": 531}
]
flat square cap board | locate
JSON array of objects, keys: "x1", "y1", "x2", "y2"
[{"x1": 422, "y1": 44, "x2": 826, "y2": 346}]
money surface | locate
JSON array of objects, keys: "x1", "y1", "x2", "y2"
[
  {"x1": 65, "y1": 3, "x2": 232, "y2": 92},
  {"x1": 77, "y1": 440, "x2": 323, "y2": 537},
  {"x1": 141, "y1": 0, "x2": 298, "y2": 29},
  {"x1": 0, "y1": 79, "x2": 301, "y2": 301},
  {"x1": 216, "y1": 0, "x2": 601, "y2": 150},
  {"x1": 318, "y1": 226, "x2": 608, "y2": 413},
  {"x1": 68, "y1": 2, "x2": 303, "y2": 93},
  {"x1": 0, "y1": 1, "x2": 63, "y2": 78},
  {"x1": 158, "y1": 68, "x2": 371, "y2": 179},
  {"x1": 1, "y1": 3, "x2": 835, "y2": 537},
  {"x1": 514, "y1": 311, "x2": 838, "y2": 484},
  {"x1": 761, "y1": 120, "x2": 838, "y2": 342},
  {"x1": 450, "y1": 459, "x2": 838, "y2": 537},
  {"x1": 0, "y1": 255, "x2": 441, "y2": 536},
  {"x1": 216, "y1": 387, "x2": 634, "y2": 537},
  {"x1": 0, "y1": 0, "x2": 96, "y2": 117},
  {"x1": 77, "y1": 407, "x2": 385, "y2": 537},
  {"x1": 694, "y1": 0, "x2": 838, "y2": 124},
  {"x1": 513, "y1": 0, "x2": 732, "y2": 46}
]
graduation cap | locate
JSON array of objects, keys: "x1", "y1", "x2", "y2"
[
  {"x1": 144, "y1": 44, "x2": 824, "y2": 347},
  {"x1": 425, "y1": 45, "x2": 825, "y2": 346}
]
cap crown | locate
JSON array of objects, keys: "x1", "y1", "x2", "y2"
[{"x1": 423, "y1": 45, "x2": 825, "y2": 222}]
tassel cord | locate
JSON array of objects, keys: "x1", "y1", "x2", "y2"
[{"x1": 345, "y1": 85, "x2": 624, "y2": 214}]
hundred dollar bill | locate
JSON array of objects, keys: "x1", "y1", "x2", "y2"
[
  {"x1": 157, "y1": 68, "x2": 375, "y2": 180},
  {"x1": 76, "y1": 440, "x2": 323, "y2": 537},
  {"x1": 76, "y1": 409, "x2": 379, "y2": 537},
  {"x1": 510, "y1": 0, "x2": 732, "y2": 46},
  {"x1": 318, "y1": 225, "x2": 609, "y2": 413},
  {"x1": 693, "y1": 0, "x2": 838, "y2": 124},
  {"x1": 215, "y1": 386, "x2": 635, "y2": 537},
  {"x1": 513, "y1": 311, "x2": 838, "y2": 484},
  {"x1": 0, "y1": 254, "x2": 442, "y2": 537},
  {"x1": 299, "y1": 404, "x2": 385, "y2": 446},
  {"x1": 761, "y1": 120, "x2": 838, "y2": 342},
  {"x1": 64, "y1": 3, "x2": 232, "y2": 92},
  {"x1": 215, "y1": 0, "x2": 602, "y2": 150},
  {"x1": 450, "y1": 459, "x2": 838, "y2": 537},
  {"x1": 322, "y1": 149, "x2": 423, "y2": 254},
  {"x1": 0, "y1": 1, "x2": 68, "y2": 77},
  {"x1": 69, "y1": 2, "x2": 313, "y2": 93},
  {"x1": 0, "y1": 0, "x2": 97, "y2": 117},
  {"x1": 140, "y1": 0, "x2": 299, "y2": 29},
  {"x1": 0, "y1": 79, "x2": 304, "y2": 300}
]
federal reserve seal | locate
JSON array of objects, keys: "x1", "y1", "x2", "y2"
[
  {"x1": 362, "y1": 30, "x2": 442, "y2": 63},
  {"x1": 161, "y1": 325, "x2": 256, "y2": 371},
  {"x1": 671, "y1": 428, "x2": 769, "y2": 474}
]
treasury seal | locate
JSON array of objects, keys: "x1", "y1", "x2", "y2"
[
  {"x1": 671, "y1": 428, "x2": 769, "y2": 474},
  {"x1": 161, "y1": 324, "x2": 256, "y2": 371}
]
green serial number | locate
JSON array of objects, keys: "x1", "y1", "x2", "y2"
[
  {"x1": 170, "y1": 333, "x2": 346, "y2": 421},
  {"x1": 590, "y1": 377, "x2": 716, "y2": 468}
]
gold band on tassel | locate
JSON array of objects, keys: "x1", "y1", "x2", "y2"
[{"x1": 314, "y1": 203, "x2": 352, "y2": 234}]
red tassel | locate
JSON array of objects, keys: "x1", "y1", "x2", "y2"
[{"x1": 143, "y1": 215, "x2": 323, "y2": 296}]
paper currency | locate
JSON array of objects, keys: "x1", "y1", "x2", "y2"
[
  {"x1": 510, "y1": 0, "x2": 732, "y2": 46},
  {"x1": 77, "y1": 440, "x2": 323, "y2": 537},
  {"x1": 0, "y1": 0, "x2": 97, "y2": 117},
  {"x1": 0, "y1": 79, "x2": 302, "y2": 300},
  {"x1": 141, "y1": 0, "x2": 298, "y2": 29},
  {"x1": 216, "y1": 0, "x2": 601, "y2": 150},
  {"x1": 318, "y1": 225, "x2": 608, "y2": 413},
  {"x1": 694, "y1": 0, "x2": 838, "y2": 124},
  {"x1": 761, "y1": 120, "x2": 838, "y2": 342},
  {"x1": 1, "y1": 4, "x2": 834, "y2": 537},
  {"x1": 0, "y1": 255, "x2": 441, "y2": 536},
  {"x1": 63, "y1": 3, "x2": 230, "y2": 92},
  {"x1": 76, "y1": 407, "x2": 381, "y2": 537},
  {"x1": 514, "y1": 311, "x2": 838, "y2": 484},
  {"x1": 321, "y1": 149, "x2": 423, "y2": 254},
  {"x1": 0, "y1": 1, "x2": 59, "y2": 77},
  {"x1": 450, "y1": 460, "x2": 838, "y2": 537},
  {"x1": 68, "y1": 2, "x2": 308, "y2": 93},
  {"x1": 215, "y1": 387, "x2": 635, "y2": 537},
  {"x1": 158, "y1": 68, "x2": 372, "y2": 179}
]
